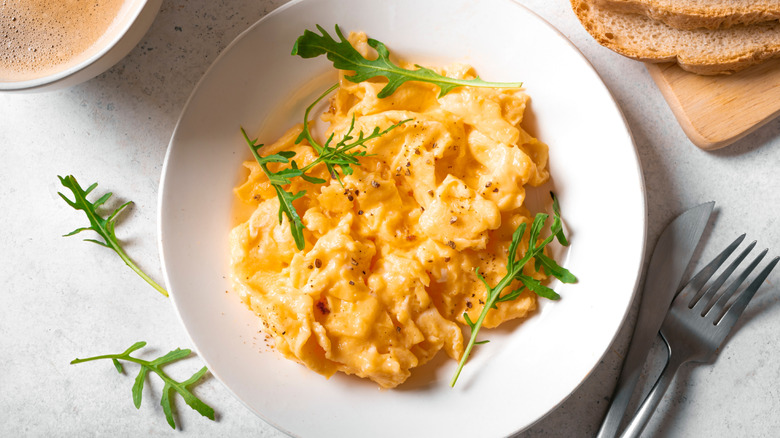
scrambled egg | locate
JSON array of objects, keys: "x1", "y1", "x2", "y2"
[{"x1": 229, "y1": 33, "x2": 550, "y2": 388}]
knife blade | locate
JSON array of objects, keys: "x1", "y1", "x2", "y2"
[{"x1": 596, "y1": 201, "x2": 714, "y2": 438}]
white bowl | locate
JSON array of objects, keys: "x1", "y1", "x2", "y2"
[
  {"x1": 0, "y1": 0, "x2": 161, "y2": 93},
  {"x1": 158, "y1": 0, "x2": 647, "y2": 436}
]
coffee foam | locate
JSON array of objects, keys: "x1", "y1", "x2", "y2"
[{"x1": 1, "y1": 0, "x2": 127, "y2": 82}]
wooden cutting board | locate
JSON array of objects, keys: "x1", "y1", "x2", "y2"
[{"x1": 645, "y1": 59, "x2": 780, "y2": 150}]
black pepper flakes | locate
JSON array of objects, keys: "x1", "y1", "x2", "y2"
[
  {"x1": 371, "y1": 180, "x2": 380, "y2": 188},
  {"x1": 349, "y1": 280, "x2": 355, "y2": 286},
  {"x1": 314, "y1": 258, "x2": 322, "y2": 268},
  {"x1": 447, "y1": 240, "x2": 456, "y2": 249},
  {"x1": 485, "y1": 182, "x2": 492, "y2": 188},
  {"x1": 466, "y1": 301, "x2": 472, "y2": 308},
  {"x1": 348, "y1": 195, "x2": 354, "y2": 201},
  {"x1": 493, "y1": 188, "x2": 499, "y2": 193},
  {"x1": 358, "y1": 210, "x2": 364, "y2": 215},
  {"x1": 444, "y1": 257, "x2": 451, "y2": 262}
]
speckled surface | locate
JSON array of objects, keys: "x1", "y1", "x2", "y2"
[{"x1": 1, "y1": 1, "x2": 778, "y2": 436}]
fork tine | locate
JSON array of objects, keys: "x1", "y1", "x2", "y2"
[
  {"x1": 715, "y1": 255, "x2": 779, "y2": 329},
  {"x1": 680, "y1": 234, "x2": 746, "y2": 307},
  {"x1": 694, "y1": 241, "x2": 756, "y2": 316},
  {"x1": 706, "y1": 248, "x2": 765, "y2": 319}
]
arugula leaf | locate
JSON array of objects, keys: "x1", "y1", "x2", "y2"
[
  {"x1": 71, "y1": 341, "x2": 215, "y2": 429},
  {"x1": 241, "y1": 128, "x2": 308, "y2": 250},
  {"x1": 57, "y1": 175, "x2": 168, "y2": 297},
  {"x1": 241, "y1": 84, "x2": 409, "y2": 249},
  {"x1": 550, "y1": 191, "x2": 569, "y2": 246},
  {"x1": 450, "y1": 193, "x2": 576, "y2": 386},
  {"x1": 292, "y1": 25, "x2": 523, "y2": 98},
  {"x1": 295, "y1": 83, "x2": 411, "y2": 184}
]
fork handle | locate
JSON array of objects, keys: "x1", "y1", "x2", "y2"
[{"x1": 619, "y1": 339, "x2": 686, "y2": 438}]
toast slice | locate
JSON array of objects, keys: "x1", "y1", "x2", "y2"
[
  {"x1": 596, "y1": 0, "x2": 780, "y2": 30},
  {"x1": 571, "y1": 0, "x2": 780, "y2": 74}
]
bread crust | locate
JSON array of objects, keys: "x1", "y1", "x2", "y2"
[
  {"x1": 595, "y1": 0, "x2": 780, "y2": 30},
  {"x1": 571, "y1": 0, "x2": 780, "y2": 74}
]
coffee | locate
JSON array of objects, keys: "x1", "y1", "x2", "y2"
[{"x1": 1, "y1": 0, "x2": 127, "y2": 82}]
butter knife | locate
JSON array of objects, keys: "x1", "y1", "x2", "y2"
[{"x1": 596, "y1": 201, "x2": 714, "y2": 438}]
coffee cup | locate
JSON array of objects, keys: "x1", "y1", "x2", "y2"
[{"x1": 0, "y1": 0, "x2": 162, "y2": 92}]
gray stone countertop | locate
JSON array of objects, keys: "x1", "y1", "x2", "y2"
[{"x1": 1, "y1": 1, "x2": 778, "y2": 436}]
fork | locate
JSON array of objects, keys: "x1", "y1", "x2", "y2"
[{"x1": 619, "y1": 234, "x2": 779, "y2": 438}]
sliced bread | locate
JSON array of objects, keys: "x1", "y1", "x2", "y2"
[
  {"x1": 596, "y1": 0, "x2": 780, "y2": 30},
  {"x1": 571, "y1": 0, "x2": 780, "y2": 74}
]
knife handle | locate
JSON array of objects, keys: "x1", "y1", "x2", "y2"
[
  {"x1": 596, "y1": 372, "x2": 640, "y2": 438},
  {"x1": 620, "y1": 339, "x2": 682, "y2": 438},
  {"x1": 596, "y1": 334, "x2": 659, "y2": 438}
]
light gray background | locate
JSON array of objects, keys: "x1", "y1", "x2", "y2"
[{"x1": 1, "y1": 0, "x2": 778, "y2": 436}]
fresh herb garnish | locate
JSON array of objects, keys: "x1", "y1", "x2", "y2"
[
  {"x1": 294, "y1": 83, "x2": 411, "y2": 184},
  {"x1": 241, "y1": 129, "x2": 309, "y2": 250},
  {"x1": 244, "y1": 24, "x2": 520, "y2": 249},
  {"x1": 57, "y1": 175, "x2": 168, "y2": 297},
  {"x1": 292, "y1": 25, "x2": 523, "y2": 98},
  {"x1": 450, "y1": 193, "x2": 576, "y2": 386},
  {"x1": 241, "y1": 84, "x2": 409, "y2": 250},
  {"x1": 71, "y1": 341, "x2": 214, "y2": 429}
]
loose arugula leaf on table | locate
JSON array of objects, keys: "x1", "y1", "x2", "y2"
[
  {"x1": 57, "y1": 175, "x2": 168, "y2": 297},
  {"x1": 450, "y1": 194, "x2": 577, "y2": 386},
  {"x1": 71, "y1": 342, "x2": 214, "y2": 429},
  {"x1": 292, "y1": 24, "x2": 523, "y2": 98}
]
